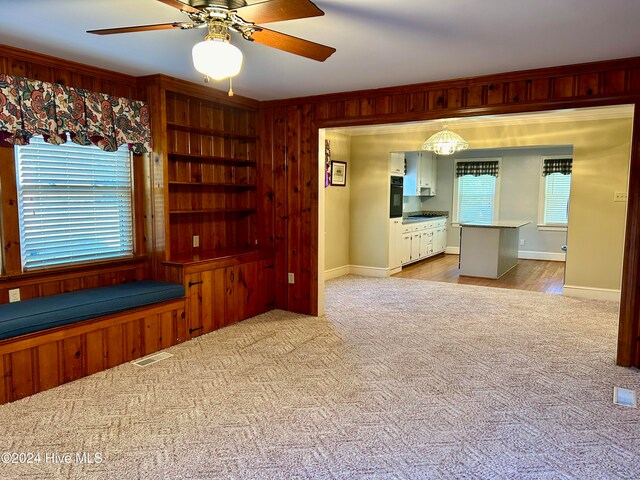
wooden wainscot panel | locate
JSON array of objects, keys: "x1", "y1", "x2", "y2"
[
  {"x1": 85, "y1": 330, "x2": 105, "y2": 376},
  {"x1": 62, "y1": 335, "x2": 84, "y2": 383},
  {"x1": 0, "y1": 299, "x2": 185, "y2": 405},
  {"x1": 9, "y1": 349, "x2": 34, "y2": 401},
  {"x1": 37, "y1": 342, "x2": 61, "y2": 391},
  {"x1": 0, "y1": 357, "x2": 7, "y2": 404}
]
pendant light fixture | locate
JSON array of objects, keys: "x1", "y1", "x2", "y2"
[
  {"x1": 192, "y1": 21, "x2": 243, "y2": 81},
  {"x1": 422, "y1": 125, "x2": 469, "y2": 156}
]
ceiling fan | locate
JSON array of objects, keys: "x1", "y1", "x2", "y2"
[{"x1": 87, "y1": 0, "x2": 336, "y2": 87}]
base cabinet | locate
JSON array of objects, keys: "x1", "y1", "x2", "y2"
[
  {"x1": 399, "y1": 218, "x2": 448, "y2": 267},
  {"x1": 169, "y1": 253, "x2": 275, "y2": 339}
]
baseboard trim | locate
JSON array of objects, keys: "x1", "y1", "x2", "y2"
[
  {"x1": 349, "y1": 265, "x2": 390, "y2": 278},
  {"x1": 563, "y1": 285, "x2": 621, "y2": 302},
  {"x1": 324, "y1": 265, "x2": 350, "y2": 281},
  {"x1": 445, "y1": 246, "x2": 459, "y2": 255},
  {"x1": 519, "y1": 250, "x2": 566, "y2": 261}
]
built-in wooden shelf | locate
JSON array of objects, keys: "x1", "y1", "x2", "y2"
[
  {"x1": 168, "y1": 152, "x2": 255, "y2": 165},
  {"x1": 168, "y1": 181, "x2": 256, "y2": 189},
  {"x1": 169, "y1": 208, "x2": 256, "y2": 215},
  {"x1": 166, "y1": 122, "x2": 257, "y2": 142}
]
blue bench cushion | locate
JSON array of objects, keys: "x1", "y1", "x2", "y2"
[{"x1": 0, "y1": 281, "x2": 185, "y2": 341}]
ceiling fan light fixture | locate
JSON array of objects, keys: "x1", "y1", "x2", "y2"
[
  {"x1": 192, "y1": 37, "x2": 243, "y2": 81},
  {"x1": 422, "y1": 126, "x2": 469, "y2": 156}
]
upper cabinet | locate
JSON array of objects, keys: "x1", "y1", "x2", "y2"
[
  {"x1": 403, "y1": 151, "x2": 437, "y2": 196},
  {"x1": 389, "y1": 152, "x2": 405, "y2": 176}
]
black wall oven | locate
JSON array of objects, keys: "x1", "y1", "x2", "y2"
[{"x1": 390, "y1": 175, "x2": 403, "y2": 218}]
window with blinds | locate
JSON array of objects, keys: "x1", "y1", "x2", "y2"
[
  {"x1": 457, "y1": 174, "x2": 498, "y2": 224},
  {"x1": 543, "y1": 172, "x2": 571, "y2": 224},
  {"x1": 15, "y1": 136, "x2": 134, "y2": 270}
]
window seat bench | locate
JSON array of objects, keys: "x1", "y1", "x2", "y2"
[{"x1": 0, "y1": 281, "x2": 187, "y2": 405}]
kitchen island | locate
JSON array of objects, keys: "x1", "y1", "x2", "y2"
[{"x1": 459, "y1": 221, "x2": 530, "y2": 279}]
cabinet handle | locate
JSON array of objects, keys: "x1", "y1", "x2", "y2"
[
  {"x1": 189, "y1": 326, "x2": 203, "y2": 334},
  {"x1": 188, "y1": 280, "x2": 203, "y2": 287}
]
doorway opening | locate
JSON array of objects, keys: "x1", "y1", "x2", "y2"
[{"x1": 317, "y1": 104, "x2": 634, "y2": 314}]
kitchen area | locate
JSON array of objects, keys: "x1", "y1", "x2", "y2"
[{"x1": 322, "y1": 105, "x2": 632, "y2": 301}]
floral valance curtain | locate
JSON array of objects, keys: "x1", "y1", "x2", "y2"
[
  {"x1": 543, "y1": 158, "x2": 572, "y2": 176},
  {"x1": 0, "y1": 74, "x2": 151, "y2": 153},
  {"x1": 456, "y1": 161, "x2": 499, "y2": 177}
]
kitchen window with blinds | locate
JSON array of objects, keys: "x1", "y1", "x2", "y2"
[
  {"x1": 15, "y1": 136, "x2": 134, "y2": 271},
  {"x1": 539, "y1": 156, "x2": 572, "y2": 229},
  {"x1": 453, "y1": 159, "x2": 501, "y2": 225}
]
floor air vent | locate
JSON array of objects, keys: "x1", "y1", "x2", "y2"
[
  {"x1": 613, "y1": 386, "x2": 637, "y2": 408},
  {"x1": 132, "y1": 352, "x2": 174, "y2": 367}
]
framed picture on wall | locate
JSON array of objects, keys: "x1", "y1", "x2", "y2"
[{"x1": 330, "y1": 161, "x2": 347, "y2": 186}]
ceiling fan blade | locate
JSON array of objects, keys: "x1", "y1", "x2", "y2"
[
  {"x1": 250, "y1": 27, "x2": 335, "y2": 61},
  {"x1": 156, "y1": 0, "x2": 201, "y2": 14},
  {"x1": 87, "y1": 23, "x2": 185, "y2": 35},
  {"x1": 237, "y1": 0, "x2": 324, "y2": 24}
]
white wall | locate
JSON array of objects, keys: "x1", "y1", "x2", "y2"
[{"x1": 324, "y1": 132, "x2": 351, "y2": 272}]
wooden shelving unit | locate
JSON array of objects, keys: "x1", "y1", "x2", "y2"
[{"x1": 163, "y1": 89, "x2": 258, "y2": 261}]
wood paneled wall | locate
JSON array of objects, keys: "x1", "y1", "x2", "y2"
[
  {"x1": 0, "y1": 45, "x2": 149, "y2": 301},
  {"x1": 258, "y1": 57, "x2": 640, "y2": 367}
]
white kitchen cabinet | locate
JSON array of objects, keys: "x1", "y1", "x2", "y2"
[
  {"x1": 401, "y1": 233, "x2": 412, "y2": 265},
  {"x1": 398, "y1": 217, "x2": 448, "y2": 267},
  {"x1": 389, "y1": 152, "x2": 405, "y2": 176},
  {"x1": 411, "y1": 232, "x2": 421, "y2": 261},
  {"x1": 420, "y1": 230, "x2": 434, "y2": 258},
  {"x1": 388, "y1": 218, "x2": 403, "y2": 270},
  {"x1": 433, "y1": 227, "x2": 446, "y2": 253},
  {"x1": 403, "y1": 151, "x2": 437, "y2": 196}
]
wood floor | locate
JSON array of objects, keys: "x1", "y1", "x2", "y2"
[{"x1": 392, "y1": 254, "x2": 565, "y2": 294}]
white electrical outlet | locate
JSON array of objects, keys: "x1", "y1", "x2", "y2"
[
  {"x1": 193, "y1": 235, "x2": 200, "y2": 247},
  {"x1": 614, "y1": 192, "x2": 628, "y2": 202},
  {"x1": 520, "y1": 239, "x2": 525, "y2": 246},
  {"x1": 9, "y1": 288, "x2": 20, "y2": 303},
  {"x1": 288, "y1": 273, "x2": 295, "y2": 284}
]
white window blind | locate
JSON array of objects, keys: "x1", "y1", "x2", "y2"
[
  {"x1": 457, "y1": 174, "x2": 497, "y2": 224},
  {"x1": 15, "y1": 136, "x2": 133, "y2": 270},
  {"x1": 544, "y1": 173, "x2": 571, "y2": 224}
]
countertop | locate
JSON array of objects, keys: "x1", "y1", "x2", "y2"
[
  {"x1": 459, "y1": 221, "x2": 531, "y2": 229},
  {"x1": 402, "y1": 215, "x2": 447, "y2": 224}
]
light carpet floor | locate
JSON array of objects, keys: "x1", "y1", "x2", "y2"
[{"x1": 1, "y1": 275, "x2": 639, "y2": 479}]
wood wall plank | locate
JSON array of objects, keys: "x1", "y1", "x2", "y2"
[
  {"x1": 0, "y1": 356, "x2": 6, "y2": 404},
  {"x1": 85, "y1": 330, "x2": 105, "y2": 375},
  {"x1": 37, "y1": 342, "x2": 61, "y2": 391},
  {"x1": 10, "y1": 349, "x2": 34, "y2": 400},
  {"x1": 62, "y1": 336, "x2": 84, "y2": 383},
  {"x1": 0, "y1": 148, "x2": 21, "y2": 275}
]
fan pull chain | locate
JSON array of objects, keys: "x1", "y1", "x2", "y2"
[{"x1": 228, "y1": 77, "x2": 234, "y2": 97}]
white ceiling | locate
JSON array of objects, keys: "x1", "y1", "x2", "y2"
[{"x1": 2, "y1": 0, "x2": 640, "y2": 101}]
